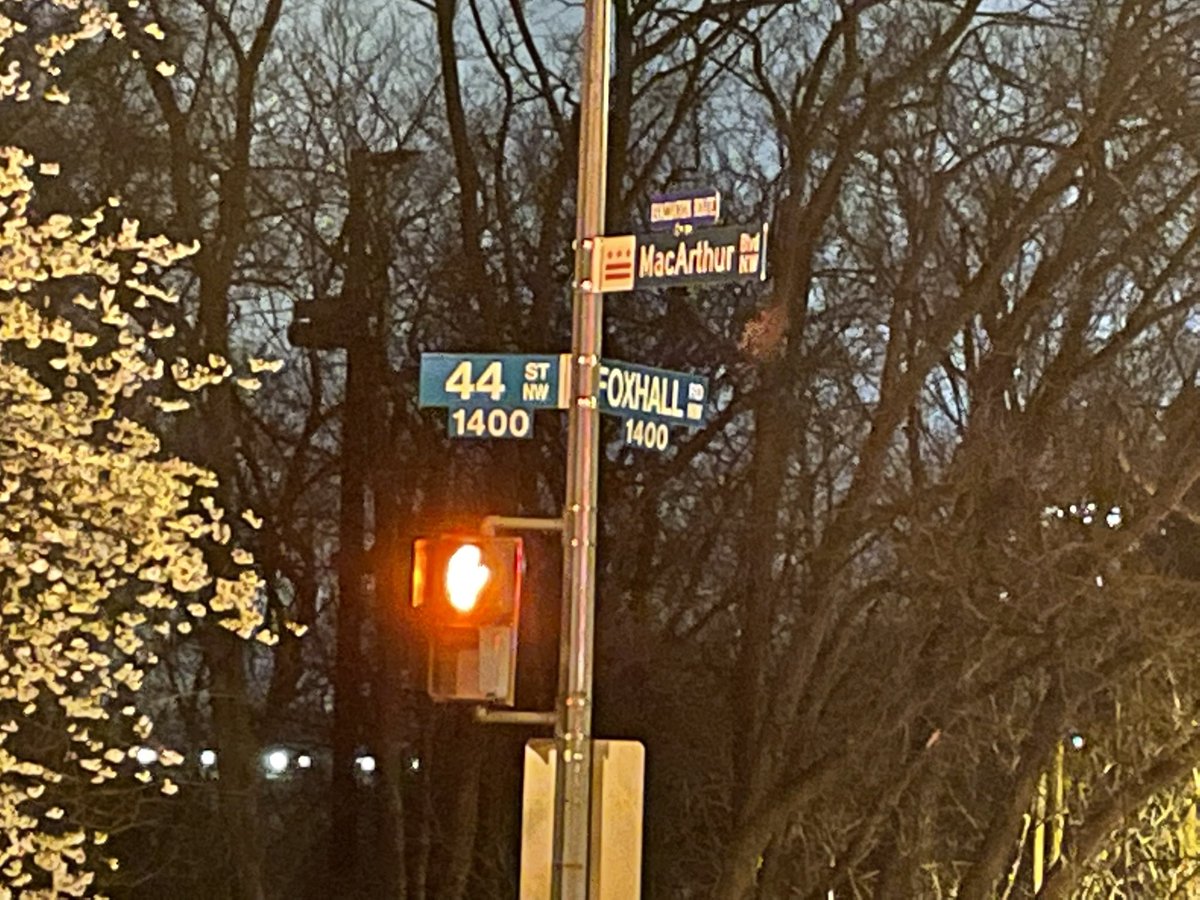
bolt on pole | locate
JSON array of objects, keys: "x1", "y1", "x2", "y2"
[{"x1": 553, "y1": 0, "x2": 610, "y2": 897}]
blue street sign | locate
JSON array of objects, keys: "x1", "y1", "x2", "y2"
[
  {"x1": 420, "y1": 352, "x2": 709, "y2": 445},
  {"x1": 598, "y1": 359, "x2": 709, "y2": 427},
  {"x1": 419, "y1": 353, "x2": 569, "y2": 409},
  {"x1": 649, "y1": 188, "x2": 721, "y2": 231},
  {"x1": 591, "y1": 223, "x2": 768, "y2": 293}
]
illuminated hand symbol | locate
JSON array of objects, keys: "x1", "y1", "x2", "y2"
[{"x1": 446, "y1": 544, "x2": 490, "y2": 612}]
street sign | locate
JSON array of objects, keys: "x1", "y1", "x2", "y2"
[
  {"x1": 599, "y1": 359, "x2": 708, "y2": 452},
  {"x1": 420, "y1": 352, "x2": 568, "y2": 440},
  {"x1": 521, "y1": 739, "x2": 645, "y2": 899},
  {"x1": 648, "y1": 188, "x2": 720, "y2": 232},
  {"x1": 420, "y1": 352, "x2": 709, "y2": 448},
  {"x1": 598, "y1": 359, "x2": 708, "y2": 426},
  {"x1": 591, "y1": 223, "x2": 768, "y2": 293},
  {"x1": 419, "y1": 353, "x2": 570, "y2": 409}
]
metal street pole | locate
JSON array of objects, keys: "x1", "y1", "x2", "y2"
[{"x1": 554, "y1": 0, "x2": 610, "y2": 896}]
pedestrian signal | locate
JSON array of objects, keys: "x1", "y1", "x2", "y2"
[{"x1": 411, "y1": 535, "x2": 524, "y2": 704}]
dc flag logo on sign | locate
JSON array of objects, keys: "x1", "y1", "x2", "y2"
[{"x1": 594, "y1": 235, "x2": 636, "y2": 292}]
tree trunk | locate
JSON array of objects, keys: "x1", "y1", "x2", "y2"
[
  {"x1": 606, "y1": 0, "x2": 633, "y2": 228},
  {"x1": 431, "y1": 712, "x2": 486, "y2": 900},
  {"x1": 205, "y1": 629, "x2": 266, "y2": 900},
  {"x1": 712, "y1": 829, "x2": 767, "y2": 900},
  {"x1": 434, "y1": 0, "x2": 494, "y2": 330},
  {"x1": 328, "y1": 147, "x2": 375, "y2": 898},
  {"x1": 957, "y1": 687, "x2": 1063, "y2": 900}
]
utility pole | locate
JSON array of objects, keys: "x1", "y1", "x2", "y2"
[
  {"x1": 309, "y1": 146, "x2": 417, "y2": 899},
  {"x1": 330, "y1": 148, "x2": 371, "y2": 898},
  {"x1": 553, "y1": 0, "x2": 611, "y2": 896}
]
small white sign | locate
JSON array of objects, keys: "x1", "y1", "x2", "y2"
[{"x1": 592, "y1": 234, "x2": 636, "y2": 293}]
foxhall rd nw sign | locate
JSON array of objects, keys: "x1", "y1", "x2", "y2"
[
  {"x1": 591, "y1": 223, "x2": 768, "y2": 293},
  {"x1": 598, "y1": 359, "x2": 709, "y2": 453},
  {"x1": 597, "y1": 360, "x2": 708, "y2": 427}
]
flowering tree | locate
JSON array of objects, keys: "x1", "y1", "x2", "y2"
[{"x1": 0, "y1": 2, "x2": 266, "y2": 895}]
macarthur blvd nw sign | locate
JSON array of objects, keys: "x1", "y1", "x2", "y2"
[{"x1": 591, "y1": 222, "x2": 768, "y2": 293}]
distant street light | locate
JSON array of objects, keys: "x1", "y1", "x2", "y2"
[{"x1": 264, "y1": 749, "x2": 290, "y2": 776}]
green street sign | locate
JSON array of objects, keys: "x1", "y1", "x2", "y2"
[{"x1": 418, "y1": 353, "x2": 569, "y2": 410}]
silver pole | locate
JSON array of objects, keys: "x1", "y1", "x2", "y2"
[{"x1": 553, "y1": 0, "x2": 610, "y2": 896}]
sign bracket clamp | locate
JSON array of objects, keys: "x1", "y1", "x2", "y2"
[
  {"x1": 481, "y1": 515, "x2": 566, "y2": 536},
  {"x1": 474, "y1": 707, "x2": 556, "y2": 727}
]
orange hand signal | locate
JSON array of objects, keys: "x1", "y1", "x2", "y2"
[{"x1": 446, "y1": 544, "x2": 490, "y2": 612}]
